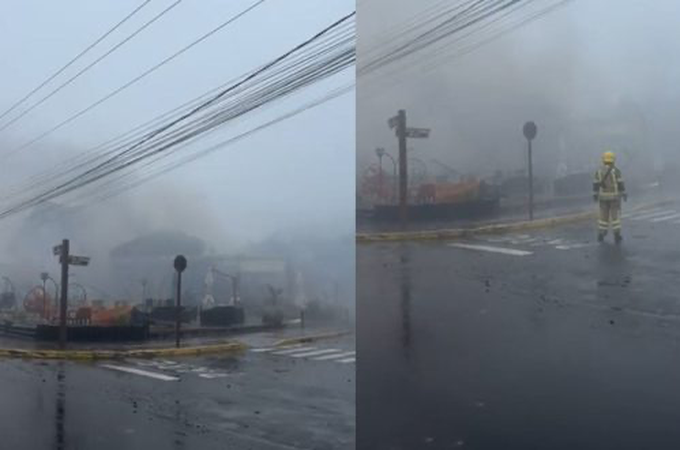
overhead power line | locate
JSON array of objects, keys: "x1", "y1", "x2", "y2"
[
  {"x1": 0, "y1": 0, "x2": 183, "y2": 133},
  {"x1": 0, "y1": 12, "x2": 356, "y2": 220},
  {"x1": 0, "y1": 18, "x2": 354, "y2": 202},
  {"x1": 357, "y1": 0, "x2": 575, "y2": 98},
  {"x1": 0, "y1": 0, "x2": 152, "y2": 125},
  {"x1": 80, "y1": 84, "x2": 355, "y2": 206},
  {"x1": 6, "y1": 0, "x2": 268, "y2": 156}
]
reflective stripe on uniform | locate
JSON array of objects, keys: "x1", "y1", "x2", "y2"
[{"x1": 596, "y1": 165, "x2": 621, "y2": 199}]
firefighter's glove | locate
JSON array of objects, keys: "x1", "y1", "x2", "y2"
[
  {"x1": 593, "y1": 194, "x2": 599, "y2": 202},
  {"x1": 622, "y1": 193, "x2": 628, "y2": 202}
]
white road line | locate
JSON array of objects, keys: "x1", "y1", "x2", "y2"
[
  {"x1": 338, "y1": 358, "x2": 356, "y2": 364},
  {"x1": 198, "y1": 373, "x2": 229, "y2": 379},
  {"x1": 624, "y1": 207, "x2": 667, "y2": 218},
  {"x1": 314, "y1": 351, "x2": 355, "y2": 361},
  {"x1": 509, "y1": 238, "x2": 540, "y2": 245},
  {"x1": 271, "y1": 346, "x2": 316, "y2": 356},
  {"x1": 101, "y1": 364, "x2": 179, "y2": 381},
  {"x1": 132, "y1": 360, "x2": 156, "y2": 367},
  {"x1": 555, "y1": 243, "x2": 595, "y2": 250},
  {"x1": 251, "y1": 344, "x2": 303, "y2": 353},
  {"x1": 484, "y1": 237, "x2": 510, "y2": 243},
  {"x1": 448, "y1": 243, "x2": 533, "y2": 256},
  {"x1": 630, "y1": 209, "x2": 676, "y2": 221},
  {"x1": 650, "y1": 212, "x2": 680, "y2": 222},
  {"x1": 290, "y1": 349, "x2": 341, "y2": 358}
]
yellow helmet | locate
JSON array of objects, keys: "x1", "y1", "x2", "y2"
[{"x1": 602, "y1": 151, "x2": 615, "y2": 164}]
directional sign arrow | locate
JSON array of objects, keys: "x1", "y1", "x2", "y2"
[
  {"x1": 405, "y1": 127, "x2": 430, "y2": 139},
  {"x1": 53, "y1": 245, "x2": 63, "y2": 256},
  {"x1": 388, "y1": 116, "x2": 399, "y2": 129},
  {"x1": 68, "y1": 255, "x2": 90, "y2": 266}
]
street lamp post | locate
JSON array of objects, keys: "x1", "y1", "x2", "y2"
[
  {"x1": 40, "y1": 272, "x2": 49, "y2": 319},
  {"x1": 375, "y1": 148, "x2": 386, "y2": 203},
  {"x1": 213, "y1": 268, "x2": 241, "y2": 306},
  {"x1": 382, "y1": 151, "x2": 397, "y2": 203}
]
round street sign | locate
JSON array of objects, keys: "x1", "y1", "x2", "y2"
[
  {"x1": 523, "y1": 121, "x2": 537, "y2": 141},
  {"x1": 174, "y1": 255, "x2": 187, "y2": 273}
]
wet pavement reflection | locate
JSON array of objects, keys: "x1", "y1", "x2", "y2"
[{"x1": 358, "y1": 216, "x2": 680, "y2": 450}]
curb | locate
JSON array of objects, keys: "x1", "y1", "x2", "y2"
[
  {"x1": 273, "y1": 330, "x2": 353, "y2": 348},
  {"x1": 356, "y1": 199, "x2": 675, "y2": 243},
  {"x1": 0, "y1": 341, "x2": 248, "y2": 360}
]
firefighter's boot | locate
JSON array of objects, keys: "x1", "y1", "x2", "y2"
[
  {"x1": 614, "y1": 231, "x2": 623, "y2": 244},
  {"x1": 598, "y1": 230, "x2": 606, "y2": 242}
]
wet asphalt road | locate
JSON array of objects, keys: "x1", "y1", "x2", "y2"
[
  {"x1": 0, "y1": 334, "x2": 355, "y2": 450},
  {"x1": 358, "y1": 200, "x2": 680, "y2": 450}
]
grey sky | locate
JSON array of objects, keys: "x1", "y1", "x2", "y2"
[
  {"x1": 0, "y1": 0, "x2": 355, "y2": 249},
  {"x1": 358, "y1": 0, "x2": 680, "y2": 183}
]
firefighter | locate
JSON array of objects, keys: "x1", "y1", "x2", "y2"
[{"x1": 593, "y1": 151, "x2": 627, "y2": 243}]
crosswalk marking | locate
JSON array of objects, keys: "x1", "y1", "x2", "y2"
[
  {"x1": 622, "y1": 207, "x2": 661, "y2": 218},
  {"x1": 198, "y1": 373, "x2": 229, "y2": 379},
  {"x1": 290, "y1": 349, "x2": 341, "y2": 358},
  {"x1": 270, "y1": 346, "x2": 317, "y2": 356},
  {"x1": 249, "y1": 345, "x2": 355, "y2": 364},
  {"x1": 650, "y1": 212, "x2": 680, "y2": 222},
  {"x1": 630, "y1": 209, "x2": 676, "y2": 221},
  {"x1": 555, "y1": 243, "x2": 594, "y2": 250},
  {"x1": 314, "y1": 351, "x2": 355, "y2": 361},
  {"x1": 101, "y1": 364, "x2": 179, "y2": 381},
  {"x1": 448, "y1": 243, "x2": 533, "y2": 256},
  {"x1": 252, "y1": 344, "x2": 304, "y2": 353},
  {"x1": 624, "y1": 207, "x2": 667, "y2": 218}
]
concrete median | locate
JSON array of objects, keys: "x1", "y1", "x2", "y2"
[
  {"x1": 0, "y1": 341, "x2": 248, "y2": 360},
  {"x1": 273, "y1": 330, "x2": 353, "y2": 347}
]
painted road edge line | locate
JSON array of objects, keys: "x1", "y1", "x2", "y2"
[
  {"x1": 290, "y1": 348, "x2": 341, "y2": 358},
  {"x1": 271, "y1": 346, "x2": 317, "y2": 356},
  {"x1": 101, "y1": 364, "x2": 180, "y2": 381},
  {"x1": 314, "y1": 351, "x2": 355, "y2": 361},
  {"x1": 448, "y1": 243, "x2": 533, "y2": 256}
]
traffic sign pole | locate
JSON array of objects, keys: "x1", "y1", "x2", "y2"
[
  {"x1": 59, "y1": 239, "x2": 69, "y2": 349},
  {"x1": 174, "y1": 255, "x2": 187, "y2": 349},
  {"x1": 528, "y1": 139, "x2": 534, "y2": 220},
  {"x1": 389, "y1": 109, "x2": 431, "y2": 227},
  {"x1": 523, "y1": 121, "x2": 538, "y2": 221},
  {"x1": 53, "y1": 240, "x2": 91, "y2": 349},
  {"x1": 397, "y1": 110, "x2": 408, "y2": 226}
]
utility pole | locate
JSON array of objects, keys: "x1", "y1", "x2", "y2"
[{"x1": 58, "y1": 239, "x2": 69, "y2": 349}]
